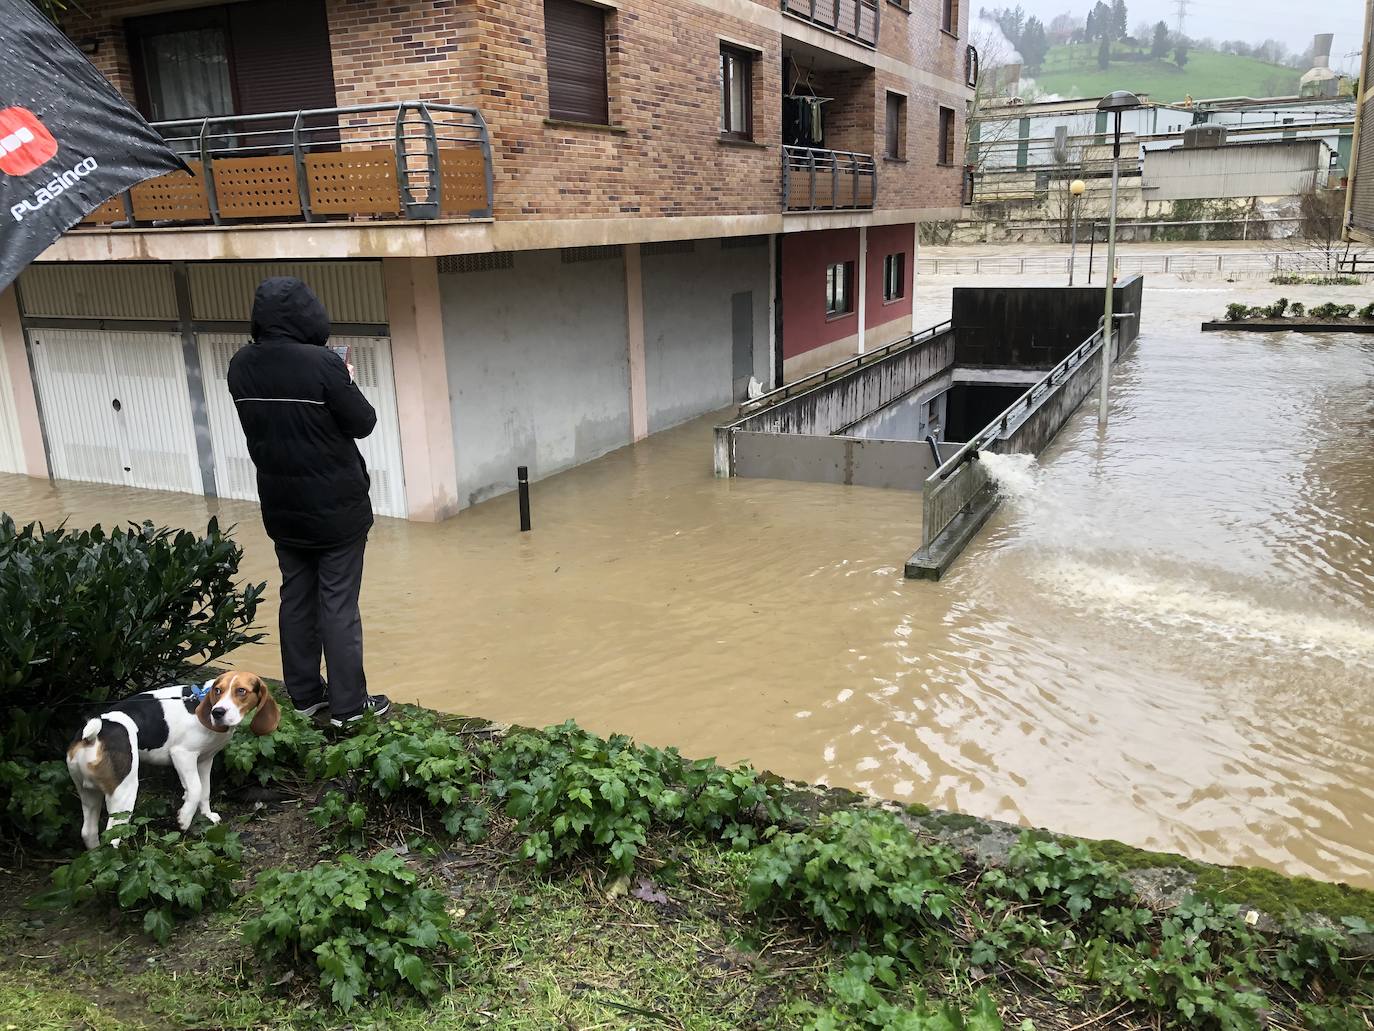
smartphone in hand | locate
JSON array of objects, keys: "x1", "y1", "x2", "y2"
[{"x1": 329, "y1": 344, "x2": 354, "y2": 382}]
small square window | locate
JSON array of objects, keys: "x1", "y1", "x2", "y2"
[
  {"x1": 883, "y1": 253, "x2": 905, "y2": 302},
  {"x1": 938, "y1": 106, "x2": 956, "y2": 166},
  {"x1": 825, "y1": 261, "x2": 854, "y2": 318},
  {"x1": 720, "y1": 45, "x2": 753, "y2": 140},
  {"x1": 884, "y1": 92, "x2": 906, "y2": 160}
]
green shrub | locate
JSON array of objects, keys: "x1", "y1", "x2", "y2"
[
  {"x1": 0, "y1": 516, "x2": 264, "y2": 755},
  {"x1": 1224, "y1": 303, "x2": 1250, "y2": 321},
  {"x1": 981, "y1": 835, "x2": 1134, "y2": 922},
  {"x1": 488, "y1": 720, "x2": 783, "y2": 876},
  {"x1": 1262, "y1": 297, "x2": 1289, "y2": 319},
  {"x1": 1358, "y1": 303, "x2": 1374, "y2": 320},
  {"x1": 805, "y1": 954, "x2": 1004, "y2": 1030},
  {"x1": 1270, "y1": 275, "x2": 1360, "y2": 286},
  {"x1": 308, "y1": 711, "x2": 487, "y2": 846},
  {"x1": 1091, "y1": 896, "x2": 1268, "y2": 1029},
  {"x1": 31, "y1": 817, "x2": 243, "y2": 944},
  {"x1": 1290, "y1": 302, "x2": 1306, "y2": 317},
  {"x1": 0, "y1": 758, "x2": 75, "y2": 850},
  {"x1": 1310, "y1": 302, "x2": 1358, "y2": 320},
  {"x1": 243, "y1": 850, "x2": 469, "y2": 1009},
  {"x1": 224, "y1": 687, "x2": 324, "y2": 787},
  {"x1": 747, "y1": 809, "x2": 959, "y2": 967}
]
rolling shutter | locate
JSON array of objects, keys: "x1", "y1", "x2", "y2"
[
  {"x1": 227, "y1": 0, "x2": 338, "y2": 116},
  {"x1": 544, "y1": 0, "x2": 609, "y2": 124}
]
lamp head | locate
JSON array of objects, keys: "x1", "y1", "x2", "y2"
[
  {"x1": 1097, "y1": 90, "x2": 1142, "y2": 113},
  {"x1": 1070, "y1": 179, "x2": 1086, "y2": 196}
]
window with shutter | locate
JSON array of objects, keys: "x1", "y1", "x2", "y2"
[
  {"x1": 128, "y1": 0, "x2": 337, "y2": 122},
  {"x1": 938, "y1": 107, "x2": 956, "y2": 166},
  {"x1": 544, "y1": 0, "x2": 610, "y2": 125}
]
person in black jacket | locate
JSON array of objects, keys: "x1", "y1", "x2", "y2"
[{"x1": 227, "y1": 277, "x2": 390, "y2": 727}]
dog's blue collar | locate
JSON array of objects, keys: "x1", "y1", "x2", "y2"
[{"x1": 188, "y1": 679, "x2": 214, "y2": 702}]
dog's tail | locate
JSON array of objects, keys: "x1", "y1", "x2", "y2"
[{"x1": 79, "y1": 717, "x2": 102, "y2": 743}]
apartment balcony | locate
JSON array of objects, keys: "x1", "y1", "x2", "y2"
[
  {"x1": 783, "y1": 146, "x2": 876, "y2": 212},
  {"x1": 77, "y1": 102, "x2": 492, "y2": 231},
  {"x1": 781, "y1": 0, "x2": 880, "y2": 48}
]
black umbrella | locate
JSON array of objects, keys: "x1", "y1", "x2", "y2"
[{"x1": 0, "y1": 0, "x2": 189, "y2": 289}]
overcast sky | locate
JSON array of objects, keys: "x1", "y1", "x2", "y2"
[{"x1": 1006, "y1": 0, "x2": 1367, "y2": 72}]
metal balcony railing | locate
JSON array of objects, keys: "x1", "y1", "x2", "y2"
[
  {"x1": 79, "y1": 102, "x2": 493, "y2": 229},
  {"x1": 783, "y1": 146, "x2": 877, "y2": 211},
  {"x1": 781, "y1": 0, "x2": 879, "y2": 48}
]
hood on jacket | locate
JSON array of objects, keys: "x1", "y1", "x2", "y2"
[{"x1": 251, "y1": 277, "x2": 331, "y2": 347}]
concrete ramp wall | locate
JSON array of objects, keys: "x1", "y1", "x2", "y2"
[{"x1": 732, "y1": 430, "x2": 961, "y2": 490}]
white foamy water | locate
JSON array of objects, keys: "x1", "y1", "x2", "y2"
[{"x1": 977, "y1": 451, "x2": 1041, "y2": 502}]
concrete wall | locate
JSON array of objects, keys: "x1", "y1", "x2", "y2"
[
  {"x1": 1142, "y1": 140, "x2": 1327, "y2": 201},
  {"x1": 641, "y1": 239, "x2": 770, "y2": 434},
  {"x1": 732, "y1": 431, "x2": 939, "y2": 490},
  {"x1": 715, "y1": 325, "x2": 955, "y2": 474},
  {"x1": 440, "y1": 249, "x2": 631, "y2": 508},
  {"x1": 952, "y1": 277, "x2": 1143, "y2": 369}
]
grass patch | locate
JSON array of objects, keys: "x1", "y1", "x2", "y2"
[{"x1": 1032, "y1": 42, "x2": 1297, "y2": 103}]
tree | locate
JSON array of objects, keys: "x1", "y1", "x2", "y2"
[
  {"x1": 1021, "y1": 17, "x2": 1049, "y2": 73},
  {"x1": 1111, "y1": 0, "x2": 1128, "y2": 41},
  {"x1": 1174, "y1": 42, "x2": 1188, "y2": 67},
  {"x1": 1091, "y1": 1, "x2": 1114, "y2": 40},
  {"x1": 1151, "y1": 21, "x2": 1170, "y2": 60},
  {"x1": 1084, "y1": 8, "x2": 1097, "y2": 41},
  {"x1": 1099, "y1": 37, "x2": 1111, "y2": 69}
]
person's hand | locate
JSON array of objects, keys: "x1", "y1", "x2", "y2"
[{"x1": 346, "y1": 362, "x2": 356, "y2": 382}]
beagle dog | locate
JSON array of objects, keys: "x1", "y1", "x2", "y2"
[{"x1": 66, "y1": 671, "x2": 279, "y2": 850}]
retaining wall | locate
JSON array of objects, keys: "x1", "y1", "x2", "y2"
[{"x1": 953, "y1": 277, "x2": 1143, "y2": 368}]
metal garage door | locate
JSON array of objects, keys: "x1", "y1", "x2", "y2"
[
  {"x1": 198, "y1": 333, "x2": 408, "y2": 518},
  {"x1": 0, "y1": 341, "x2": 24, "y2": 474},
  {"x1": 28, "y1": 329, "x2": 203, "y2": 494}
]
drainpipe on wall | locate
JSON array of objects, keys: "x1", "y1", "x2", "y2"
[
  {"x1": 856, "y1": 226, "x2": 868, "y2": 354},
  {"x1": 773, "y1": 234, "x2": 784, "y2": 388}
]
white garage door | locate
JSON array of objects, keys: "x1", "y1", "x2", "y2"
[
  {"x1": 28, "y1": 329, "x2": 203, "y2": 494},
  {"x1": 198, "y1": 333, "x2": 408, "y2": 518}
]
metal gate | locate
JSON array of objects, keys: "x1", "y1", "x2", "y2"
[
  {"x1": 197, "y1": 332, "x2": 408, "y2": 518},
  {"x1": 28, "y1": 329, "x2": 203, "y2": 494}
]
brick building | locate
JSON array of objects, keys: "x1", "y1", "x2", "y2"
[{"x1": 0, "y1": 0, "x2": 971, "y2": 520}]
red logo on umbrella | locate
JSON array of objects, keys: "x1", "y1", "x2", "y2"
[{"x1": 0, "y1": 107, "x2": 59, "y2": 177}]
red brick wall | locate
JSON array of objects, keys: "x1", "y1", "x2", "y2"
[{"x1": 61, "y1": 0, "x2": 968, "y2": 223}]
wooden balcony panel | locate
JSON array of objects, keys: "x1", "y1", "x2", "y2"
[
  {"x1": 439, "y1": 147, "x2": 488, "y2": 216},
  {"x1": 212, "y1": 156, "x2": 302, "y2": 220},
  {"x1": 131, "y1": 162, "x2": 210, "y2": 222},
  {"x1": 305, "y1": 149, "x2": 401, "y2": 216}
]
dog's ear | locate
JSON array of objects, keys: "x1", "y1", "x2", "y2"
[{"x1": 250, "y1": 677, "x2": 280, "y2": 737}]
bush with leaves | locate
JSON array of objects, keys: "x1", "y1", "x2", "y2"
[
  {"x1": 488, "y1": 720, "x2": 784, "y2": 876},
  {"x1": 1359, "y1": 302, "x2": 1374, "y2": 320},
  {"x1": 1262, "y1": 297, "x2": 1289, "y2": 319},
  {"x1": 0, "y1": 516, "x2": 264, "y2": 755},
  {"x1": 224, "y1": 688, "x2": 325, "y2": 787},
  {"x1": 308, "y1": 711, "x2": 487, "y2": 846},
  {"x1": 31, "y1": 817, "x2": 243, "y2": 944},
  {"x1": 1310, "y1": 302, "x2": 1358, "y2": 320},
  {"x1": 981, "y1": 835, "x2": 1133, "y2": 923},
  {"x1": 804, "y1": 953, "x2": 1005, "y2": 1030},
  {"x1": 1290, "y1": 302, "x2": 1306, "y2": 317},
  {"x1": 243, "y1": 850, "x2": 469, "y2": 1009},
  {"x1": 0, "y1": 757, "x2": 75, "y2": 850},
  {"x1": 747, "y1": 809, "x2": 960, "y2": 967},
  {"x1": 1225, "y1": 303, "x2": 1250, "y2": 321}
]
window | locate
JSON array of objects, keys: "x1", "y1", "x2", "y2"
[
  {"x1": 720, "y1": 45, "x2": 753, "y2": 140},
  {"x1": 825, "y1": 262, "x2": 854, "y2": 318},
  {"x1": 544, "y1": 0, "x2": 610, "y2": 125},
  {"x1": 127, "y1": 0, "x2": 337, "y2": 122},
  {"x1": 941, "y1": 0, "x2": 959, "y2": 34},
  {"x1": 884, "y1": 92, "x2": 906, "y2": 160},
  {"x1": 883, "y1": 253, "x2": 905, "y2": 302},
  {"x1": 938, "y1": 106, "x2": 956, "y2": 166}
]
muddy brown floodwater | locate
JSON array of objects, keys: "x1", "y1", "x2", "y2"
[{"x1": 3, "y1": 275, "x2": 1372, "y2": 888}]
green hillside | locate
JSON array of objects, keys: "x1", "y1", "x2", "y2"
[{"x1": 1031, "y1": 42, "x2": 1300, "y2": 103}]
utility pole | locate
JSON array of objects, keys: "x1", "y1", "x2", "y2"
[{"x1": 1172, "y1": 0, "x2": 1191, "y2": 39}]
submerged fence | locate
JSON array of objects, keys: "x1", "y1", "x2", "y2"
[{"x1": 917, "y1": 249, "x2": 1371, "y2": 278}]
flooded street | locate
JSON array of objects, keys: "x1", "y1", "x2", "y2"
[{"x1": 4, "y1": 274, "x2": 1372, "y2": 887}]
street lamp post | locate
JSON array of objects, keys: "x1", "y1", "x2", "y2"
[
  {"x1": 1068, "y1": 179, "x2": 1086, "y2": 286},
  {"x1": 1096, "y1": 90, "x2": 1141, "y2": 430}
]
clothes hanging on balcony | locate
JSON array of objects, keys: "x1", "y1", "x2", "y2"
[{"x1": 783, "y1": 95, "x2": 830, "y2": 148}]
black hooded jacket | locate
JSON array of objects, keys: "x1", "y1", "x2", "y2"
[{"x1": 226, "y1": 277, "x2": 377, "y2": 548}]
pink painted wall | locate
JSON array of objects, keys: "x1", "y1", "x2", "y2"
[
  {"x1": 781, "y1": 228, "x2": 860, "y2": 360},
  {"x1": 866, "y1": 223, "x2": 914, "y2": 329}
]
